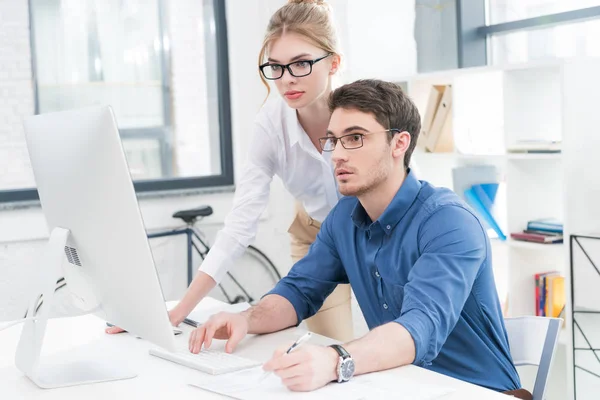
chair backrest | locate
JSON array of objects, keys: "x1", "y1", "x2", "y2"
[{"x1": 504, "y1": 316, "x2": 563, "y2": 400}]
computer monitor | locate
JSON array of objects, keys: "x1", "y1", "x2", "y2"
[{"x1": 17, "y1": 105, "x2": 176, "y2": 388}]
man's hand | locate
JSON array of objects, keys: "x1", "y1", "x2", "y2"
[
  {"x1": 105, "y1": 307, "x2": 186, "y2": 334},
  {"x1": 188, "y1": 311, "x2": 249, "y2": 354},
  {"x1": 262, "y1": 344, "x2": 339, "y2": 392}
]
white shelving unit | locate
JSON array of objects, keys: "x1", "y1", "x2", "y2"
[
  {"x1": 507, "y1": 239, "x2": 564, "y2": 251},
  {"x1": 505, "y1": 153, "x2": 562, "y2": 160},
  {"x1": 399, "y1": 58, "x2": 600, "y2": 400}
]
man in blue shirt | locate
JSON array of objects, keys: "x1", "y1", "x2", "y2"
[{"x1": 189, "y1": 79, "x2": 523, "y2": 396}]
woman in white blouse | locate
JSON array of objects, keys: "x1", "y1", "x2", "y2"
[{"x1": 107, "y1": 0, "x2": 353, "y2": 341}]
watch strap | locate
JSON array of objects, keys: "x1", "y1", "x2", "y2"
[{"x1": 329, "y1": 344, "x2": 350, "y2": 359}]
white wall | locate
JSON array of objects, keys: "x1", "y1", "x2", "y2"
[
  {"x1": 0, "y1": 0, "x2": 416, "y2": 326},
  {"x1": 340, "y1": 0, "x2": 417, "y2": 82}
]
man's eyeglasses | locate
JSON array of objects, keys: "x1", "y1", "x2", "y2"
[
  {"x1": 319, "y1": 129, "x2": 401, "y2": 152},
  {"x1": 259, "y1": 53, "x2": 333, "y2": 80}
]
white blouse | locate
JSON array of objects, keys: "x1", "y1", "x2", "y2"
[{"x1": 199, "y1": 96, "x2": 340, "y2": 283}]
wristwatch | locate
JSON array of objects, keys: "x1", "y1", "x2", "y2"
[{"x1": 329, "y1": 344, "x2": 355, "y2": 383}]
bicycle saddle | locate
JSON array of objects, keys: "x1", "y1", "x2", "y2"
[{"x1": 172, "y1": 206, "x2": 213, "y2": 223}]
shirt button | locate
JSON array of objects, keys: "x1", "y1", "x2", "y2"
[
  {"x1": 374, "y1": 270, "x2": 380, "y2": 278},
  {"x1": 386, "y1": 225, "x2": 391, "y2": 230},
  {"x1": 383, "y1": 303, "x2": 389, "y2": 310}
]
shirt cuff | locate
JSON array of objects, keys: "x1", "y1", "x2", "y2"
[
  {"x1": 198, "y1": 231, "x2": 247, "y2": 284},
  {"x1": 265, "y1": 280, "x2": 312, "y2": 325},
  {"x1": 394, "y1": 308, "x2": 435, "y2": 367},
  {"x1": 198, "y1": 245, "x2": 231, "y2": 284}
]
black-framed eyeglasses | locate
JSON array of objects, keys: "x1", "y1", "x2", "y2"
[
  {"x1": 259, "y1": 53, "x2": 333, "y2": 80},
  {"x1": 319, "y1": 129, "x2": 401, "y2": 152}
]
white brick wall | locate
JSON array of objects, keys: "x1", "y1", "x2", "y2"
[
  {"x1": 0, "y1": 0, "x2": 35, "y2": 190},
  {"x1": 0, "y1": 240, "x2": 44, "y2": 321}
]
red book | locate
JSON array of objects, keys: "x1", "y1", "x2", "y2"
[{"x1": 510, "y1": 232, "x2": 563, "y2": 243}]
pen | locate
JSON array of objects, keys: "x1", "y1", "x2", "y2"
[
  {"x1": 260, "y1": 332, "x2": 312, "y2": 382},
  {"x1": 284, "y1": 331, "x2": 312, "y2": 354},
  {"x1": 183, "y1": 318, "x2": 199, "y2": 328}
]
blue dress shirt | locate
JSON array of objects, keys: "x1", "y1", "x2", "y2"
[{"x1": 268, "y1": 170, "x2": 521, "y2": 392}]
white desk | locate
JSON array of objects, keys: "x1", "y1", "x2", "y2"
[{"x1": 0, "y1": 301, "x2": 510, "y2": 399}]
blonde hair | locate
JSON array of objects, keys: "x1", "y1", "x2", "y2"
[{"x1": 258, "y1": 0, "x2": 340, "y2": 98}]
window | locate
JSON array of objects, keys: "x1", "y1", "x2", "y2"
[
  {"x1": 456, "y1": 0, "x2": 600, "y2": 68},
  {"x1": 487, "y1": 0, "x2": 600, "y2": 64},
  {"x1": 489, "y1": 18, "x2": 600, "y2": 64},
  {"x1": 0, "y1": 0, "x2": 232, "y2": 203},
  {"x1": 487, "y1": 0, "x2": 599, "y2": 24}
]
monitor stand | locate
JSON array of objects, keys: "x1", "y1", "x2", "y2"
[{"x1": 14, "y1": 227, "x2": 137, "y2": 389}]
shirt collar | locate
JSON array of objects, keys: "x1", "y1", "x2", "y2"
[
  {"x1": 285, "y1": 105, "x2": 302, "y2": 147},
  {"x1": 351, "y1": 169, "x2": 422, "y2": 235}
]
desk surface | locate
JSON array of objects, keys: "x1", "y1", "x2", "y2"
[{"x1": 0, "y1": 300, "x2": 510, "y2": 399}]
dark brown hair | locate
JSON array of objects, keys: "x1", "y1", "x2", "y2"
[{"x1": 328, "y1": 79, "x2": 421, "y2": 170}]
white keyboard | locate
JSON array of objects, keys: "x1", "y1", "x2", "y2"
[{"x1": 149, "y1": 345, "x2": 261, "y2": 375}]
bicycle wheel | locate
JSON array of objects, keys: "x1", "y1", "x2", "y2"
[{"x1": 208, "y1": 245, "x2": 281, "y2": 305}]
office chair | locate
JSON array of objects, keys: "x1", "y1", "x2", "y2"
[{"x1": 504, "y1": 316, "x2": 563, "y2": 400}]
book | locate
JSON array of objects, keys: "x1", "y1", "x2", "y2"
[
  {"x1": 523, "y1": 229, "x2": 562, "y2": 236},
  {"x1": 549, "y1": 275, "x2": 565, "y2": 318},
  {"x1": 535, "y1": 271, "x2": 556, "y2": 316},
  {"x1": 527, "y1": 218, "x2": 563, "y2": 233},
  {"x1": 510, "y1": 232, "x2": 563, "y2": 244},
  {"x1": 534, "y1": 272, "x2": 564, "y2": 317}
]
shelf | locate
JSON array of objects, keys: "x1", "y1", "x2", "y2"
[
  {"x1": 508, "y1": 240, "x2": 564, "y2": 250},
  {"x1": 392, "y1": 58, "x2": 564, "y2": 85},
  {"x1": 415, "y1": 152, "x2": 562, "y2": 161},
  {"x1": 506, "y1": 153, "x2": 562, "y2": 160},
  {"x1": 414, "y1": 152, "x2": 505, "y2": 161}
]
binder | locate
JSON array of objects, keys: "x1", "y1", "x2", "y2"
[
  {"x1": 423, "y1": 85, "x2": 454, "y2": 153},
  {"x1": 452, "y1": 165, "x2": 498, "y2": 200},
  {"x1": 418, "y1": 85, "x2": 445, "y2": 150},
  {"x1": 464, "y1": 186, "x2": 506, "y2": 240}
]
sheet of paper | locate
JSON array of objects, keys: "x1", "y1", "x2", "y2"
[
  {"x1": 190, "y1": 366, "x2": 373, "y2": 400},
  {"x1": 191, "y1": 366, "x2": 455, "y2": 400},
  {"x1": 353, "y1": 371, "x2": 456, "y2": 400}
]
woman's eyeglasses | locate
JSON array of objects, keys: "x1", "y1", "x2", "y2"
[{"x1": 259, "y1": 53, "x2": 332, "y2": 80}]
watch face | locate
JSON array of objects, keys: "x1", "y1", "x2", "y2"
[{"x1": 341, "y1": 359, "x2": 355, "y2": 380}]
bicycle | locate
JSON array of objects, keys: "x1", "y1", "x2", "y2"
[{"x1": 147, "y1": 206, "x2": 281, "y2": 305}]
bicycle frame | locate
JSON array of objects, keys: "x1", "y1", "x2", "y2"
[
  {"x1": 147, "y1": 227, "x2": 254, "y2": 304},
  {"x1": 147, "y1": 227, "x2": 209, "y2": 286}
]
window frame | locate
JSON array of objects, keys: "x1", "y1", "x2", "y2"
[
  {"x1": 456, "y1": 1, "x2": 600, "y2": 68},
  {"x1": 0, "y1": 0, "x2": 233, "y2": 204}
]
